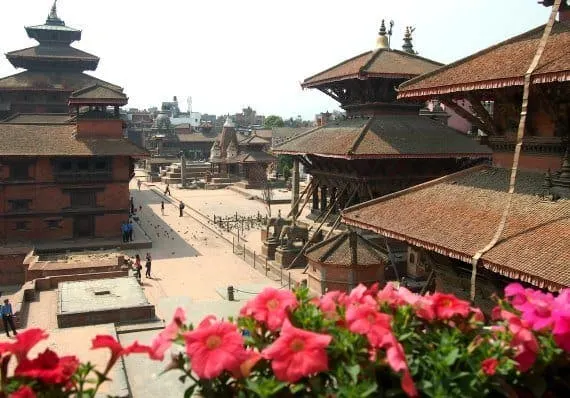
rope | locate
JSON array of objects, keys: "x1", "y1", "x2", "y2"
[{"x1": 469, "y1": 0, "x2": 561, "y2": 301}]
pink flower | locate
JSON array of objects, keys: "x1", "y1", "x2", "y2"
[
  {"x1": 481, "y1": 358, "x2": 499, "y2": 376},
  {"x1": 148, "y1": 307, "x2": 186, "y2": 360},
  {"x1": 344, "y1": 284, "x2": 377, "y2": 307},
  {"x1": 0, "y1": 328, "x2": 49, "y2": 363},
  {"x1": 553, "y1": 308, "x2": 570, "y2": 352},
  {"x1": 346, "y1": 304, "x2": 392, "y2": 347},
  {"x1": 15, "y1": 349, "x2": 79, "y2": 385},
  {"x1": 91, "y1": 335, "x2": 152, "y2": 373},
  {"x1": 379, "y1": 333, "x2": 417, "y2": 397},
  {"x1": 240, "y1": 288, "x2": 297, "y2": 331},
  {"x1": 10, "y1": 386, "x2": 36, "y2": 398},
  {"x1": 519, "y1": 290, "x2": 555, "y2": 331},
  {"x1": 504, "y1": 283, "x2": 528, "y2": 308},
  {"x1": 231, "y1": 349, "x2": 262, "y2": 378},
  {"x1": 262, "y1": 319, "x2": 331, "y2": 383},
  {"x1": 183, "y1": 316, "x2": 246, "y2": 379},
  {"x1": 501, "y1": 311, "x2": 538, "y2": 372},
  {"x1": 430, "y1": 293, "x2": 470, "y2": 320},
  {"x1": 319, "y1": 291, "x2": 344, "y2": 321}
]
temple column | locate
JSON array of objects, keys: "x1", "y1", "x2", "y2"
[
  {"x1": 291, "y1": 158, "x2": 300, "y2": 219},
  {"x1": 330, "y1": 187, "x2": 337, "y2": 212},
  {"x1": 320, "y1": 186, "x2": 328, "y2": 211},
  {"x1": 312, "y1": 184, "x2": 319, "y2": 211}
]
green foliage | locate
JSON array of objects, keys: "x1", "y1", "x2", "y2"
[{"x1": 264, "y1": 115, "x2": 285, "y2": 128}]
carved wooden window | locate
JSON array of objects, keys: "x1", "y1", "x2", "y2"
[
  {"x1": 10, "y1": 163, "x2": 30, "y2": 179},
  {"x1": 14, "y1": 221, "x2": 30, "y2": 231},
  {"x1": 8, "y1": 199, "x2": 31, "y2": 212},
  {"x1": 70, "y1": 191, "x2": 96, "y2": 208},
  {"x1": 45, "y1": 218, "x2": 62, "y2": 229}
]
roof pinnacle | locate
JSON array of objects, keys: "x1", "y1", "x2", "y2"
[
  {"x1": 376, "y1": 19, "x2": 392, "y2": 49},
  {"x1": 46, "y1": 0, "x2": 64, "y2": 26},
  {"x1": 402, "y1": 26, "x2": 416, "y2": 54}
]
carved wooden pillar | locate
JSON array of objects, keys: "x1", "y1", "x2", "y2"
[
  {"x1": 312, "y1": 184, "x2": 319, "y2": 211},
  {"x1": 320, "y1": 186, "x2": 328, "y2": 211}
]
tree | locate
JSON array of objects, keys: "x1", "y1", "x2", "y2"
[
  {"x1": 264, "y1": 115, "x2": 285, "y2": 128},
  {"x1": 276, "y1": 155, "x2": 293, "y2": 176}
]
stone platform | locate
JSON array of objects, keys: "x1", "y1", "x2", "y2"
[{"x1": 57, "y1": 277, "x2": 156, "y2": 328}]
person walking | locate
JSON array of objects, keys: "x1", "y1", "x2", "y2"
[
  {"x1": 1, "y1": 299, "x2": 18, "y2": 337},
  {"x1": 134, "y1": 255, "x2": 142, "y2": 282},
  {"x1": 145, "y1": 253, "x2": 152, "y2": 278},
  {"x1": 137, "y1": 179, "x2": 142, "y2": 190},
  {"x1": 179, "y1": 201, "x2": 185, "y2": 217},
  {"x1": 164, "y1": 182, "x2": 171, "y2": 196},
  {"x1": 161, "y1": 200, "x2": 165, "y2": 216}
]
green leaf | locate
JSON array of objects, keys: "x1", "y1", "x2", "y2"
[
  {"x1": 345, "y1": 364, "x2": 360, "y2": 383},
  {"x1": 444, "y1": 348, "x2": 460, "y2": 366},
  {"x1": 184, "y1": 384, "x2": 196, "y2": 398}
]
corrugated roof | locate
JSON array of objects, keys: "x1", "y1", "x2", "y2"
[
  {"x1": 303, "y1": 49, "x2": 442, "y2": 88},
  {"x1": 342, "y1": 166, "x2": 570, "y2": 291},
  {"x1": 272, "y1": 115, "x2": 492, "y2": 159},
  {"x1": 305, "y1": 230, "x2": 388, "y2": 267},
  {"x1": 398, "y1": 21, "x2": 570, "y2": 99},
  {"x1": 0, "y1": 124, "x2": 147, "y2": 156}
]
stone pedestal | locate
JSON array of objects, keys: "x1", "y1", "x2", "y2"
[
  {"x1": 275, "y1": 246, "x2": 307, "y2": 268},
  {"x1": 262, "y1": 239, "x2": 279, "y2": 260}
]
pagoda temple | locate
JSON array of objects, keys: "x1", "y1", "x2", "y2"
[
  {"x1": 209, "y1": 118, "x2": 274, "y2": 188},
  {"x1": 0, "y1": 1, "x2": 121, "y2": 119},
  {"x1": 273, "y1": 21, "x2": 491, "y2": 222},
  {"x1": 343, "y1": 1, "x2": 570, "y2": 308},
  {"x1": 0, "y1": 1, "x2": 147, "y2": 245}
]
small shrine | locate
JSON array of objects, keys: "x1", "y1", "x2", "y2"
[
  {"x1": 305, "y1": 230, "x2": 389, "y2": 295},
  {"x1": 209, "y1": 117, "x2": 274, "y2": 188}
]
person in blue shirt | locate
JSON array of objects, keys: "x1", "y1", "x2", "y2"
[
  {"x1": 2, "y1": 298, "x2": 18, "y2": 337},
  {"x1": 121, "y1": 221, "x2": 128, "y2": 243},
  {"x1": 127, "y1": 221, "x2": 134, "y2": 242}
]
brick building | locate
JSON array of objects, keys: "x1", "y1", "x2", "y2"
[
  {"x1": 0, "y1": 2, "x2": 147, "y2": 244},
  {"x1": 343, "y1": 2, "x2": 570, "y2": 308}
]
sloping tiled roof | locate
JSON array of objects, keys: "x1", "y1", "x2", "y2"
[
  {"x1": 239, "y1": 134, "x2": 271, "y2": 145},
  {"x1": 236, "y1": 151, "x2": 275, "y2": 163},
  {"x1": 272, "y1": 116, "x2": 491, "y2": 159},
  {"x1": 0, "y1": 113, "x2": 74, "y2": 125},
  {"x1": 305, "y1": 230, "x2": 388, "y2": 267},
  {"x1": 69, "y1": 84, "x2": 128, "y2": 105},
  {"x1": 302, "y1": 49, "x2": 443, "y2": 88},
  {"x1": 398, "y1": 21, "x2": 570, "y2": 99},
  {"x1": 0, "y1": 71, "x2": 122, "y2": 91},
  {"x1": 6, "y1": 45, "x2": 99, "y2": 61},
  {"x1": 176, "y1": 132, "x2": 217, "y2": 143},
  {"x1": 342, "y1": 166, "x2": 570, "y2": 291},
  {"x1": 0, "y1": 124, "x2": 147, "y2": 156}
]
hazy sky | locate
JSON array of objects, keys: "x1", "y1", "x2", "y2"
[{"x1": 0, "y1": 0, "x2": 552, "y2": 119}]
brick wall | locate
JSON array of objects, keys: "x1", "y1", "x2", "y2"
[
  {"x1": 57, "y1": 305, "x2": 156, "y2": 328},
  {"x1": 0, "y1": 249, "x2": 32, "y2": 285},
  {"x1": 77, "y1": 119, "x2": 124, "y2": 138},
  {"x1": 493, "y1": 152, "x2": 563, "y2": 172},
  {"x1": 307, "y1": 260, "x2": 384, "y2": 295}
]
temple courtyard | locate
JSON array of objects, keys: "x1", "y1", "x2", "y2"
[{"x1": 0, "y1": 177, "x2": 292, "y2": 397}]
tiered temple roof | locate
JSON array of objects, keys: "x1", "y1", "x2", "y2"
[
  {"x1": 342, "y1": 165, "x2": 570, "y2": 291},
  {"x1": 273, "y1": 115, "x2": 491, "y2": 159}
]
